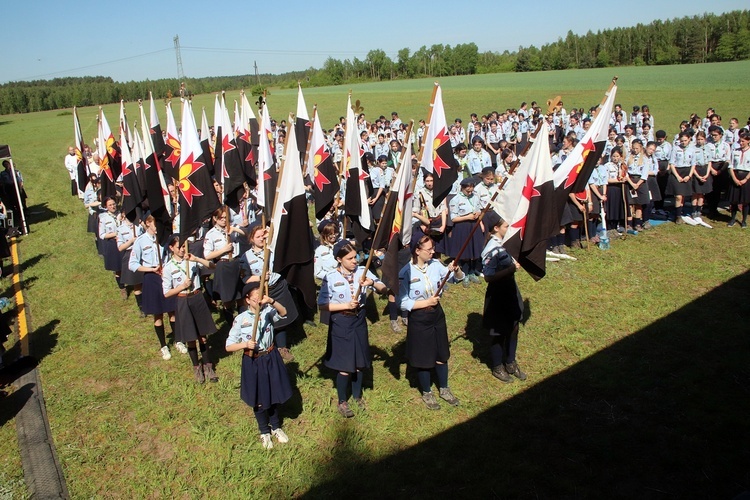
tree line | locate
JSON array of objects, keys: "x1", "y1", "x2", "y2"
[{"x1": 1, "y1": 10, "x2": 748, "y2": 115}]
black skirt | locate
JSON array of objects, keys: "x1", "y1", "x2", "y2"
[
  {"x1": 605, "y1": 184, "x2": 625, "y2": 221},
  {"x1": 119, "y1": 249, "x2": 143, "y2": 286},
  {"x1": 101, "y1": 238, "x2": 121, "y2": 272},
  {"x1": 324, "y1": 309, "x2": 371, "y2": 373},
  {"x1": 212, "y1": 259, "x2": 241, "y2": 302},
  {"x1": 666, "y1": 167, "x2": 693, "y2": 197},
  {"x1": 268, "y1": 278, "x2": 299, "y2": 329},
  {"x1": 406, "y1": 304, "x2": 449, "y2": 369},
  {"x1": 240, "y1": 349, "x2": 293, "y2": 409},
  {"x1": 71, "y1": 179, "x2": 78, "y2": 197},
  {"x1": 87, "y1": 213, "x2": 98, "y2": 233},
  {"x1": 561, "y1": 199, "x2": 584, "y2": 225},
  {"x1": 174, "y1": 291, "x2": 217, "y2": 343},
  {"x1": 371, "y1": 196, "x2": 386, "y2": 221},
  {"x1": 647, "y1": 177, "x2": 662, "y2": 202},
  {"x1": 447, "y1": 219, "x2": 484, "y2": 260},
  {"x1": 692, "y1": 165, "x2": 713, "y2": 194},
  {"x1": 141, "y1": 272, "x2": 176, "y2": 316},
  {"x1": 483, "y1": 278, "x2": 523, "y2": 335},
  {"x1": 626, "y1": 175, "x2": 651, "y2": 205},
  {"x1": 728, "y1": 170, "x2": 750, "y2": 204}
]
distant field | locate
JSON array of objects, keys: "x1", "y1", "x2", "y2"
[
  {"x1": 0, "y1": 61, "x2": 749, "y2": 497},
  {"x1": 40, "y1": 59, "x2": 750, "y2": 152}
]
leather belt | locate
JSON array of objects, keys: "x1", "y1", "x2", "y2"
[
  {"x1": 178, "y1": 289, "x2": 201, "y2": 297},
  {"x1": 244, "y1": 344, "x2": 275, "y2": 358}
]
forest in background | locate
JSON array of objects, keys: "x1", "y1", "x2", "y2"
[{"x1": 1, "y1": 10, "x2": 748, "y2": 115}]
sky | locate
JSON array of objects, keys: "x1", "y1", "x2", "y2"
[{"x1": 1, "y1": 0, "x2": 746, "y2": 84}]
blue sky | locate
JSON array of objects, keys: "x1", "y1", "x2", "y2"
[{"x1": 1, "y1": 0, "x2": 745, "y2": 83}]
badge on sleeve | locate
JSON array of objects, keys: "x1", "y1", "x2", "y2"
[{"x1": 338, "y1": 293, "x2": 345, "y2": 299}]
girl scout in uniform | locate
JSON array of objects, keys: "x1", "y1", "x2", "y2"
[
  {"x1": 98, "y1": 197, "x2": 123, "y2": 292},
  {"x1": 163, "y1": 235, "x2": 218, "y2": 384},
  {"x1": 399, "y1": 235, "x2": 463, "y2": 410},
  {"x1": 727, "y1": 131, "x2": 750, "y2": 228},
  {"x1": 625, "y1": 139, "x2": 650, "y2": 232},
  {"x1": 667, "y1": 131, "x2": 696, "y2": 225},
  {"x1": 239, "y1": 224, "x2": 298, "y2": 363},
  {"x1": 203, "y1": 207, "x2": 244, "y2": 323},
  {"x1": 314, "y1": 222, "x2": 340, "y2": 280},
  {"x1": 128, "y1": 215, "x2": 177, "y2": 361},
  {"x1": 481, "y1": 212, "x2": 526, "y2": 383},
  {"x1": 117, "y1": 216, "x2": 144, "y2": 314},
  {"x1": 690, "y1": 131, "x2": 713, "y2": 227},
  {"x1": 448, "y1": 177, "x2": 484, "y2": 284},
  {"x1": 226, "y1": 282, "x2": 292, "y2": 450},
  {"x1": 318, "y1": 241, "x2": 387, "y2": 418}
]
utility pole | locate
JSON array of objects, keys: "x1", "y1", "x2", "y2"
[{"x1": 254, "y1": 60, "x2": 261, "y2": 86}]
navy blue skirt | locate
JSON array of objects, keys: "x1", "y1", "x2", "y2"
[
  {"x1": 141, "y1": 272, "x2": 176, "y2": 315},
  {"x1": 87, "y1": 213, "x2": 98, "y2": 233},
  {"x1": 119, "y1": 249, "x2": 143, "y2": 286},
  {"x1": 240, "y1": 349, "x2": 293, "y2": 409},
  {"x1": 728, "y1": 170, "x2": 750, "y2": 204},
  {"x1": 324, "y1": 309, "x2": 371, "y2": 373},
  {"x1": 447, "y1": 219, "x2": 484, "y2": 260},
  {"x1": 406, "y1": 304, "x2": 449, "y2": 369},
  {"x1": 101, "y1": 238, "x2": 121, "y2": 272},
  {"x1": 605, "y1": 184, "x2": 625, "y2": 221}
]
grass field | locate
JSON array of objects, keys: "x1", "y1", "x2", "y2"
[{"x1": 0, "y1": 61, "x2": 749, "y2": 498}]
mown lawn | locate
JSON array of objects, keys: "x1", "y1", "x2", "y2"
[{"x1": 0, "y1": 61, "x2": 749, "y2": 497}]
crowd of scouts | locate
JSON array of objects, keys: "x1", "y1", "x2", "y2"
[{"x1": 71, "y1": 102, "x2": 750, "y2": 448}]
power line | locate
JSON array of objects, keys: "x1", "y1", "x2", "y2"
[
  {"x1": 181, "y1": 45, "x2": 370, "y2": 57},
  {"x1": 14, "y1": 48, "x2": 173, "y2": 82}
]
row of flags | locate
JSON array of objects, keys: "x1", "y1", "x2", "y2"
[{"x1": 73, "y1": 80, "x2": 617, "y2": 308}]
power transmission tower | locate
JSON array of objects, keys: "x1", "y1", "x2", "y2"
[
  {"x1": 174, "y1": 35, "x2": 185, "y2": 81},
  {"x1": 254, "y1": 60, "x2": 261, "y2": 86}
]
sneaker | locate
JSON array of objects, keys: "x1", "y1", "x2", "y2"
[
  {"x1": 390, "y1": 319, "x2": 402, "y2": 333},
  {"x1": 694, "y1": 216, "x2": 713, "y2": 229},
  {"x1": 616, "y1": 225, "x2": 626, "y2": 233},
  {"x1": 193, "y1": 364, "x2": 205, "y2": 384},
  {"x1": 337, "y1": 401, "x2": 355, "y2": 418},
  {"x1": 505, "y1": 361, "x2": 527, "y2": 381},
  {"x1": 674, "y1": 216, "x2": 683, "y2": 225},
  {"x1": 160, "y1": 346, "x2": 172, "y2": 360},
  {"x1": 634, "y1": 225, "x2": 643, "y2": 232},
  {"x1": 438, "y1": 387, "x2": 460, "y2": 406},
  {"x1": 260, "y1": 433, "x2": 274, "y2": 450},
  {"x1": 642, "y1": 221, "x2": 652, "y2": 230},
  {"x1": 468, "y1": 274, "x2": 481, "y2": 284},
  {"x1": 728, "y1": 219, "x2": 737, "y2": 227},
  {"x1": 203, "y1": 362, "x2": 219, "y2": 383},
  {"x1": 401, "y1": 316, "x2": 408, "y2": 326},
  {"x1": 462, "y1": 278, "x2": 470, "y2": 288},
  {"x1": 421, "y1": 391, "x2": 441, "y2": 410},
  {"x1": 271, "y1": 428, "x2": 289, "y2": 443},
  {"x1": 354, "y1": 398, "x2": 367, "y2": 411},
  {"x1": 491, "y1": 365, "x2": 513, "y2": 383},
  {"x1": 120, "y1": 288, "x2": 127, "y2": 300},
  {"x1": 278, "y1": 347, "x2": 295, "y2": 363},
  {"x1": 742, "y1": 222, "x2": 748, "y2": 229},
  {"x1": 626, "y1": 228, "x2": 638, "y2": 235},
  {"x1": 175, "y1": 342, "x2": 188, "y2": 354}
]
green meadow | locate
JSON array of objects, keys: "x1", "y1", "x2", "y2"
[{"x1": 0, "y1": 61, "x2": 749, "y2": 497}]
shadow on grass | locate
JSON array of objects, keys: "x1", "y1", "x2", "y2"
[
  {"x1": 303, "y1": 271, "x2": 750, "y2": 498},
  {"x1": 17, "y1": 253, "x2": 48, "y2": 275},
  {"x1": 25, "y1": 202, "x2": 66, "y2": 225}
]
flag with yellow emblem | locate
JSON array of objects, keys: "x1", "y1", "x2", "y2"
[
  {"x1": 305, "y1": 106, "x2": 339, "y2": 220},
  {"x1": 178, "y1": 99, "x2": 220, "y2": 244}
]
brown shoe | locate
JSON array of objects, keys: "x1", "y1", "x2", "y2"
[
  {"x1": 120, "y1": 288, "x2": 128, "y2": 300},
  {"x1": 203, "y1": 362, "x2": 219, "y2": 383},
  {"x1": 194, "y1": 364, "x2": 205, "y2": 384},
  {"x1": 278, "y1": 347, "x2": 295, "y2": 363}
]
